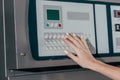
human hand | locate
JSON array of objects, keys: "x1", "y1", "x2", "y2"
[{"x1": 64, "y1": 33, "x2": 98, "y2": 69}]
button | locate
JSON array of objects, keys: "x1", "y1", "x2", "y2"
[
  {"x1": 54, "y1": 23, "x2": 58, "y2": 28},
  {"x1": 115, "y1": 24, "x2": 120, "y2": 31},
  {"x1": 53, "y1": 34, "x2": 57, "y2": 39},
  {"x1": 57, "y1": 46, "x2": 61, "y2": 50},
  {"x1": 45, "y1": 41, "x2": 49, "y2": 44},
  {"x1": 61, "y1": 40, "x2": 65, "y2": 44},
  {"x1": 46, "y1": 23, "x2": 50, "y2": 28},
  {"x1": 58, "y1": 23, "x2": 62, "y2": 28},
  {"x1": 49, "y1": 46, "x2": 53, "y2": 50},
  {"x1": 61, "y1": 34, "x2": 65, "y2": 39},
  {"x1": 61, "y1": 46, "x2": 65, "y2": 50},
  {"x1": 49, "y1": 33, "x2": 53, "y2": 39},
  {"x1": 45, "y1": 47, "x2": 49, "y2": 50},
  {"x1": 44, "y1": 33, "x2": 49, "y2": 39},
  {"x1": 57, "y1": 33, "x2": 61, "y2": 39},
  {"x1": 50, "y1": 23, "x2": 54, "y2": 27},
  {"x1": 52, "y1": 40, "x2": 57, "y2": 44},
  {"x1": 53, "y1": 46, "x2": 57, "y2": 50}
]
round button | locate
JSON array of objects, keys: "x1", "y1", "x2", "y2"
[
  {"x1": 44, "y1": 33, "x2": 49, "y2": 39},
  {"x1": 46, "y1": 23, "x2": 50, "y2": 27},
  {"x1": 61, "y1": 34, "x2": 65, "y2": 39},
  {"x1": 53, "y1": 34, "x2": 57, "y2": 39},
  {"x1": 50, "y1": 23, "x2": 54, "y2": 27},
  {"x1": 54, "y1": 23, "x2": 58, "y2": 28},
  {"x1": 49, "y1": 33, "x2": 53, "y2": 39},
  {"x1": 57, "y1": 33, "x2": 61, "y2": 39},
  {"x1": 58, "y1": 23, "x2": 62, "y2": 28}
]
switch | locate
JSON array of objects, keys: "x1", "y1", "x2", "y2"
[
  {"x1": 44, "y1": 33, "x2": 49, "y2": 39},
  {"x1": 115, "y1": 24, "x2": 120, "y2": 31},
  {"x1": 114, "y1": 10, "x2": 120, "y2": 18},
  {"x1": 54, "y1": 23, "x2": 58, "y2": 28},
  {"x1": 58, "y1": 23, "x2": 62, "y2": 28},
  {"x1": 50, "y1": 23, "x2": 54, "y2": 27}
]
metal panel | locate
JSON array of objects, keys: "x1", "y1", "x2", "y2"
[
  {"x1": 8, "y1": 70, "x2": 110, "y2": 80},
  {"x1": 4, "y1": 0, "x2": 17, "y2": 70},
  {"x1": 4, "y1": 0, "x2": 120, "y2": 70},
  {"x1": 0, "y1": 0, "x2": 6, "y2": 79}
]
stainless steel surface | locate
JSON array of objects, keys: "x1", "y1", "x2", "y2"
[
  {"x1": 6, "y1": 0, "x2": 120, "y2": 69},
  {"x1": 8, "y1": 70, "x2": 110, "y2": 80},
  {"x1": 1, "y1": 0, "x2": 120, "y2": 80},
  {"x1": 0, "y1": 0, "x2": 6, "y2": 80}
]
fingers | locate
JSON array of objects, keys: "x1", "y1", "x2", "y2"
[
  {"x1": 64, "y1": 33, "x2": 91, "y2": 54},
  {"x1": 66, "y1": 33, "x2": 82, "y2": 48},
  {"x1": 72, "y1": 34, "x2": 85, "y2": 48},
  {"x1": 80, "y1": 35, "x2": 90, "y2": 51},
  {"x1": 64, "y1": 51, "x2": 78, "y2": 62},
  {"x1": 64, "y1": 37, "x2": 79, "y2": 51}
]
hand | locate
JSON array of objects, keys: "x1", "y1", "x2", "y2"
[{"x1": 64, "y1": 33, "x2": 98, "y2": 69}]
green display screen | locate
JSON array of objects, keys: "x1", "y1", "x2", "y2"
[{"x1": 47, "y1": 9, "x2": 60, "y2": 20}]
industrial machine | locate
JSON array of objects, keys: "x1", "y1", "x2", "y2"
[{"x1": 1, "y1": 0, "x2": 120, "y2": 80}]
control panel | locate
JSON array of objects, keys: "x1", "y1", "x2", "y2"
[
  {"x1": 35, "y1": 0, "x2": 96, "y2": 59},
  {"x1": 29, "y1": 0, "x2": 120, "y2": 61}
]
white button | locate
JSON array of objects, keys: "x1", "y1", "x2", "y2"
[
  {"x1": 57, "y1": 46, "x2": 61, "y2": 50},
  {"x1": 49, "y1": 33, "x2": 53, "y2": 39},
  {"x1": 57, "y1": 34, "x2": 61, "y2": 39},
  {"x1": 44, "y1": 33, "x2": 49, "y2": 39},
  {"x1": 53, "y1": 46, "x2": 57, "y2": 50},
  {"x1": 53, "y1": 34, "x2": 57, "y2": 39},
  {"x1": 50, "y1": 23, "x2": 54, "y2": 27},
  {"x1": 45, "y1": 47, "x2": 49, "y2": 50},
  {"x1": 49, "y1": 41, "x2": 53, "y2": 44},
  {"x1": 53, "y1": 40, "x2": 57, "y2": 44},
  {"x1": 61, "y1": 46, "x2": 65, "y2": 50},
  {"x1": 61, "y1": 40, "x2": 65, "y2": 44},
  {"x1": 45, "y1": 41, "x2": 48, "y2": 44},
  {"x1": 56, "y1": 40, "x2": 61, "y2": 44},
  {"x1": 54, "y1": 23, "x2": 58, "y2": 27},
  {"x1": 49, "y1": 47, "x2": 53, "y2": 50},
  {"x1": 61, "y1": 34, "x2": 65, "y2": 39}
]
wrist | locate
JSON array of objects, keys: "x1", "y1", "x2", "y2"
[{"x1": 87, "y1": 60, "x2": 103, "y2": 71}]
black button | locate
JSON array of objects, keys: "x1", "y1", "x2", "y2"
[{"x1": 115, "y1": 24, "x2": 120, "y2": 31}]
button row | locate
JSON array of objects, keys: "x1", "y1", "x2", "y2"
[
  {"x1": 44, "y1": 33, "x2": 66, "y2": 39},
  {"x1": 44, "y1": 33, "x2": 89, "y2": 40},
  {"x1": 45, "y1": 23, "x2": 62, "y2": 28},
  {"x1": 45, "y1": 40, "x2": 67, "y2": 46},
  {"x1": 45, "y1": 46, "x2": 74, "y2": 51}
]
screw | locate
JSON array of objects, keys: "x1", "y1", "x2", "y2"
[{"x1": 20, "y1": 53, "x2": 26, "y2": 56}]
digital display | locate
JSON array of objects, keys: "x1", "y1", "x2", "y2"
[{"x1": 47, "y1": 9, "x2": 60, "y2": 20}]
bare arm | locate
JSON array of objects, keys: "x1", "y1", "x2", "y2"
[{"x1": 64, "y1": 33, "x2": 120, "y2": 80}]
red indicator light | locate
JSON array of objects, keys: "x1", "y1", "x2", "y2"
[
  {"x1": 117, "y1": 12, "x2": 120, "y2": 16},
  {"x1": 58, "y1": 24, "x2": 62, "y2": 27}
]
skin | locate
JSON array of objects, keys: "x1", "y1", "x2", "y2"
[{"x1": 64, "y1": 33, "x2": 120, "y2": 80}]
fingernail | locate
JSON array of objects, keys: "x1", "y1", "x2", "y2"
[
  {"x1": 80, "y1": 35, "x2": 83, "y2": 38},
  {"x1": 66, "y1": 33, "x2": 69, "y2": 35},
  {"x1": 64, "y1": 51, "x2": 69, "y2": 54},
  {"x1": 73, "y1": 33, "x2": 76, "y2": 37}
]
